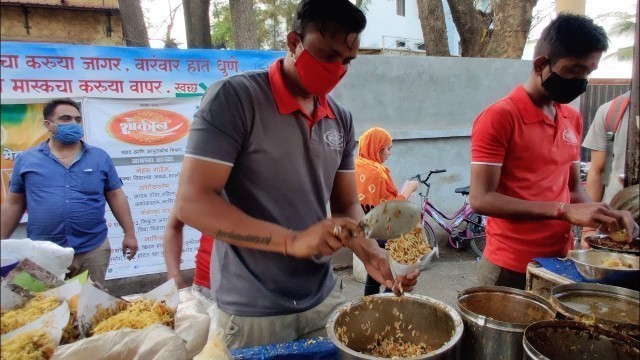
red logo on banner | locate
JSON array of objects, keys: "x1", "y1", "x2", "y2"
[{"x1": 107, "y1": 109, "x2": 190, "y2": 145}]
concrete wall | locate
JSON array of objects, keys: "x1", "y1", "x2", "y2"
[
  {"x1": 332, "y1": 55, "x2": 533, "y2": 215},
  {"x1": 0, "y1": 6, "x2": 123, "y2": 45}
]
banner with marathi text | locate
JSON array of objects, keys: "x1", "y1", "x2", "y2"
[
  {"x1": 0, "y1": 42, "x2": 284, "y2": 279},
  {"x1": 1, "y1": 42, "x2": 283, "y2": 99},
  {"x1": 0, "y1": 104, "x2": 49, "y2": 218},
  {"x1": 83, "y1": 97, "x2": 201, "y2": 280}
]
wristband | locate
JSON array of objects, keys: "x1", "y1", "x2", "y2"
[{"x1": 556, "y1": 202, "x2": 565, "y2": 219}]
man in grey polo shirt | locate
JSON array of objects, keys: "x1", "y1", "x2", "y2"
[{"x1": 174, "y1": 0, "x2": 418, "y2": 349}]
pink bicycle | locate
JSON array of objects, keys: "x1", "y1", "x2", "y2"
[{"x1": 412, "y1": 169, "x2": 486, "y2": 258}]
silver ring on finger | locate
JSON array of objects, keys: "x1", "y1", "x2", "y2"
[{"x1": 333, "y1": 225, "x2": 342, "y2": 237}]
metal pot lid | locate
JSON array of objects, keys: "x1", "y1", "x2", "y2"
[{"x1": 551, "y1": 283, "x2": 639, "y2": 327}]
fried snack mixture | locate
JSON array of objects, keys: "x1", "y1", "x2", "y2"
[
  {"x1": 91, "y1": 299, "x2": 175, "y2": 335},
  {"x1": 0, "y1": 329, "x2": 56, "y2": 360},
  {"x1": 61, "y1": 310, "x2": 80, "y2": 345},
  {"x1": 386, "y1": 226, "x2": 431, "y2": 264},
  {"x1": 1, "y1": 295, "x2": 59, "y2": 335},
  {"x1": 335, "y1": 298, "x2": 434, "y2": 359},
  {"x1": 601, "y1": 257, "x2": 635, "y2": 269},
  {"x1": 367, "y1": 337, "x2": 433, "y2": 358}
]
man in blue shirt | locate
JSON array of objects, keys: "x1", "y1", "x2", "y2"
[{"x1": 1, "y1": 99, "x2": 138, "y2": 285}]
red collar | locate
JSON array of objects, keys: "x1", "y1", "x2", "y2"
[
  {"x1": 510, "y1": 85, "x2": 569, "y2": 126},
  {"x1": 268, "y1": 59, "x2": 336, "y2": 126}
]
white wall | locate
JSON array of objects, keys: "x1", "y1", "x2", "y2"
[
  {"x1": 360, "y1": 0, "x2": 462, "y2": 55},
  {"x1": 360, "y1": 0, "x2": 423, "y2": 50}
]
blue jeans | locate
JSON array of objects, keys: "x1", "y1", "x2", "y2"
[{"x1": 363, "y1": 239, "x2": 392, "y2": 296}]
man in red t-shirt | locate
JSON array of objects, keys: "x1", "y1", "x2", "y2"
[
  {"x1": 470, "y1": 14, "x2": 638, "y2": 289},
  {"x1": 164, "y1": 211, "x2": 213, "y2": 298}
]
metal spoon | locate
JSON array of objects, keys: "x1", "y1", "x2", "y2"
[
  {"x1": 358, "y1": 200, "x2": 422, "y2": 240},
  {"x1": 312, "y1": 200, "x2": 422, "y2": 263}
]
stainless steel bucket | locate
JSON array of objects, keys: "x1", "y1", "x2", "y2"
[
  {"x1": 523, "y1": 320, "x2": 640, "y2": 360},
  {"x1": 326, "y1": 293, "x2": 463, "y2": 359},
  {"x1": 456, "y1": 286, "x2": 556, "y2": 360}
]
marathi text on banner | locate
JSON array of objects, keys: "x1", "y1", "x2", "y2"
[
  {"x1": 83, "y1": 98, "x2": 202, "y2": 280},
  {"x1": 1, "y1": 42, "x2": 283, "y2": 99}
]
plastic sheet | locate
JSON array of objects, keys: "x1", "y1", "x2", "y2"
[
  {"x1": 534, "y1": 257, "x2": 585, "y2": 282},
  {"x1": 231, "y1": 337, "x2": 339, "y2": 360}
]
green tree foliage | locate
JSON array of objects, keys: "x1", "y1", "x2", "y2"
[
  {"x1": 211, "y1": 0, "x2": 299, "y2": 50},
  {"x1": 601, "y1": 11, "x2": 635, "y2": 61},
  {"x1": 211, "y1": 0, "x2": 234, "y2": 48}
]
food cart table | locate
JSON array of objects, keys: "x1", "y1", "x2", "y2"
[
  {"x1": 525, "y1": 257, "x2": 584, "y2": 299},
  {"x1": 527, "y1": 256, "x2": 640, "y2": 299},
  {"x1": 525, "y1": 261, "x2": 574, "y2": 299}
]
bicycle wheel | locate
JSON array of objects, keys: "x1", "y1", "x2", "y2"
[
  {"x1": 470, "y1": 231, "x2": 485, "y2": 258},
  {"x1": 468, "y1": 214, "x2": 486, "y2": 258},
  {"x1": 422, "y1": 223, "x2": 437, "y2": 249},
  {"x1": 421, "y1": 223, "x2": 439, "y2": 269}
]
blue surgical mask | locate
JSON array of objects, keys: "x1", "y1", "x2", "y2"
[{"x1": 52, "y1": 123, "x2": 84, "y2": 144}]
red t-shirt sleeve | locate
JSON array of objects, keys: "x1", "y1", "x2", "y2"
[
  {"x1": 471, "y1": 103, "x2": 514, "y2": 165},
  {"x1": 193, "y1": 235, "x2": 214, "y2": 288}
]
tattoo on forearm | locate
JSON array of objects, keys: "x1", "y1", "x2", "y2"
[{"x1": 217, "y1": 230, "x2": 271, "y2": 245}]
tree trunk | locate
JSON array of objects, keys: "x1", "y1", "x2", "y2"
[
  {"x1": 417, "y1": 0, "x2": 451, "y2": 56},
  {"x1": 483, "y1": 0, "x2": 533, "y2": 59},
  {"x1": 229, "y1": 0, "x2": 259, "y2": 49},
  {"x1": 118, "y1": 0, "x2": 150, "y2": 47},
  {"x1": 624, "y1": 2, "x2": 639, "y2": 187},
  {"x1": 446, "y1": 0, "x2": 488, "y2": 57},
  {"x1": 183, "y1": 0, "x2": 213, "y2": 49}
]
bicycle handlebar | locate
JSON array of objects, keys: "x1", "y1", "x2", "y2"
[{"x1": 412, "y1": 169, "x2": 447, "y2": 185}]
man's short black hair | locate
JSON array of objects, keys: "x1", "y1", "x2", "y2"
[
  {"x1": 534, "y1": 13, "x2": 608, "y2": 64},
  {"x1": 43, "y1": 99, "x2": 80, "y2": 120},
  {"x1": 293, "y1": 0, "x2": 367, "y2": 36}
]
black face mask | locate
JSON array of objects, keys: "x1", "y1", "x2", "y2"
[{"x1": 541, "y1": 67, "x2": 588, "y2": 104}]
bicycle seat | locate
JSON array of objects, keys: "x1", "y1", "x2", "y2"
[{"x1": 454, "y1": 186, "x2": 470, "y2": 196}]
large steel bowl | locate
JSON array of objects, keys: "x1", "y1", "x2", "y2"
[
  {"x1": 326, "y1": 293, "x2": 463, "y2": 359},
  {"x1": 568, "y1": 249, "x2": 639, "y2": 286},
  {"x1": 523, "y1": 320, "x2": 640, "y2": 360},
  {"x1": 550, "y1": 283, "x2": 640, "y2": 339}
]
